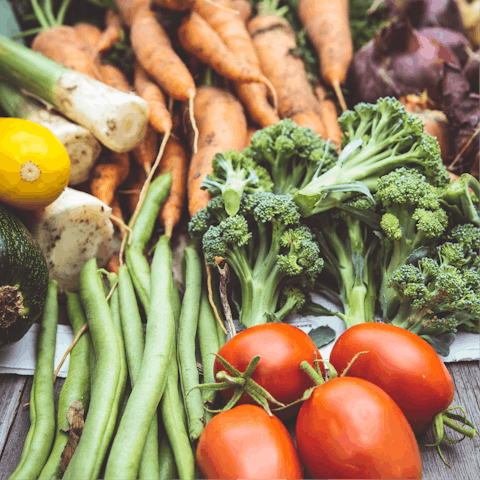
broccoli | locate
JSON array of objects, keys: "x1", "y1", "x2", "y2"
[
  {"x1": 292, "y1": 97, "x2": 451, "y2": 217},
  {"x1": 438, "y1": 173, "x2": 480, "y2": 226},
  {"x1": 310, "y1": 195, "x2": 381, "y2": 329},
  {"x1": 375, "y1": 167, "x2": 450, "y2": 319},
  {"x1": 242, "y1": 119, "x2": 339, "y2": 195},
  {"x1": 382, "y1": 221, "x2": 480, "y2": 353},
  {"x1": 190, "y1": 192, "x2": 324, "y2": 328},
  {"x1": 201, "y1": 150, "x2": 274, "y2": 216}
]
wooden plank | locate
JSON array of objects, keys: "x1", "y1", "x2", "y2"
[
  {"x1": 417, "y1": 361, "x2": 480, "y2": 480},
  {"x1": 0, "y1": 376, "x2": 33, "y2": 480},
  {"x1": 0, "y1": 375, "x2": 27, "y2": 460},
  {"x1": 0, "y1": 363, "x2": 478, "y2": 479}
]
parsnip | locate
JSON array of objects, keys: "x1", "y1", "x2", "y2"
[{"x1": 22, "y1": 188, "x2": 115, "y2": 292}]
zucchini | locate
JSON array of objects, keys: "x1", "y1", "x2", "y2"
[{"x1": 0, "y1": 203, "x2": 50, "y2": 348}]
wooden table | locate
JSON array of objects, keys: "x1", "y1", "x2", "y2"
[{"x1": 0, "y1": 362, "x2": 479, "y2": 479}]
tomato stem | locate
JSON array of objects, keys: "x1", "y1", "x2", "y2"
[
  {"x1": 340, "y1": 351, "x2": 370, "y2": 377},
  {"x1": 300, "y1": 361, "x2": 325, "y2": 386}
]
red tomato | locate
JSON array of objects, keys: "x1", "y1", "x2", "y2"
[
  {"x1": 296, "y1": 377, "x2": 422, "y2": 479},
  {"x1": 213, "y1": 323, "x2": 323, "y2": 418},
  {"x1": 196, "y1": 404, "x2": 304, "y2": 479},
  {"x1": 329, "y1": 322, "x2": 455, "y2": 434}
]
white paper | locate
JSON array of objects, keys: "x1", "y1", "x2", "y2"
[{"x1": 1, "y1": 293, "x2": 478, "y2": 377}]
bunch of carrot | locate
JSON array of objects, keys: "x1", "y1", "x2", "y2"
[{"x1": 22, "y1": 0, "x2": 351, "y2": 273}]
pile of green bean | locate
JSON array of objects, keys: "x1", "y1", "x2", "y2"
[{"x1": 9, "y1": 172, "x2": 227, "y2": 480}]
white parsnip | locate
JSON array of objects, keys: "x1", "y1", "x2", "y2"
[{"x1": 22, "y1": 188, "x2": 115, "y2": 292}]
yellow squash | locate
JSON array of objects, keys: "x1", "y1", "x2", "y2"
[{"x1": 0, "y1": 118, "x2": 71, "y2": 210}]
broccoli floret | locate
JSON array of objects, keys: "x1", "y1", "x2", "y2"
[
  {"x1": 196, "y1": 191, "x2": 324, "y2": 328},
  {"x1": 201, "y1": 150, "x2": 274, "y2": 216},
  {"x1": 375, "y1": 168, "x2": 449, "y2": 319},
  {"x1": 243, "y1": 119, "x2": 339, "y2": 195},
  {"x1": 309, "y1": 195, "x2": 381, "y2": 329},
  {"x1": 385, "y1": 221, "x2": 480, "y2": 348},
  {"x1": 292, "y1": 97, "x2": 451, "y2": 217},
  {"x1": 188, "y1": 195, "x2": 230, "y2": 239},
  {"x1": 273, "y1": 285, "x2": 308, "y2": 322}
]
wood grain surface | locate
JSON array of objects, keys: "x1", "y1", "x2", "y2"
[{"x1": 0, "y1": 362, "x2": 478, "y2": 479}]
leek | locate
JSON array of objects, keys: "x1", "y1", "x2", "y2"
[
  {"x1": 0, "y1": 81, "x2": 102, "y2": 185},
  {"x1": 0, "y1": 33, "x2": 149, "y2": 152}
]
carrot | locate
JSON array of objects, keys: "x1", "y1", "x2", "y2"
[
  {"x1": 247, "y1": 6, "x2": 327, "y2": 136},
  {"x1": 116, "y1": 2, "x2": 196, "y2": 102},
  {"x1": 72, "y1": 22, "x2": 131, "y2": 93},
  {"x1": 298, "y1": 0, "x2": 353, "y2": 112},
  {"x1": 133, "y1": 60, "x2": 173, "y2": 134},
  {"x1": 100, "y1": 63, "x2": 132, "y2": 92},
  {"x1": 124, "y1": 166, "x2": 148, "y2": 218},
  {"x1": 315, "y1": 84, "x2": 343, "y2": 148},
  {"x1": 178, "y1": 11, "x2": 277, "y2": 108},
  {"x1": 132, "y1": 122, "x2": 159, "y2": 175},
  {"x1": 93, "y1": 9, "x2": 123, "y2": 57},
  {"x1": 245, "y1": 125, "x2": 259, "y2": 148},
  {"x1": 155, "y1": 136, "x2": 188, "y2": 237},
  {"x1": 193, "y1": 0, "x2": 279, "y2": 127},
  {"x1": 151, "y1": 0, "x2": 195, "y2": 10},
  {"x1": 90, "y1": 151, "x2": 131, "y2": 207},
  {"x1": 229, "y1": 0, "x2": 253, "y2": 22},
  {"x1": 31, "y1": 25, "x2": 102, "y2": 80},
  {"x1": 186, "y1": 86, "x2": 247, "y2": 217}
]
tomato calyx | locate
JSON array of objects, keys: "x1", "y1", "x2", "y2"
[
  {"x1": 194, "y1": 354, "x2": 286, "y2": 416},
  {"x1": 427, "y1": 405, "x2": 478, "y2": 467},
  {"x1": 300, "y1": 350, "x2": 370, "y2": 386}
]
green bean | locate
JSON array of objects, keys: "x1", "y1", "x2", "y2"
[
  {"x1": 117, "y1": 265, "x2": 161, "y2": 480},
  {"x1": 63, "y1": 259, "x2": 125, "y2": 480},
  {"x1": 160, "y1": 272, "x2": 195, "y2": 480},
  {"x1": 177, "y1": 243, "x2": 204, "y2": 441},
  {"x1": 158, "y1": 435, "x2": 178, "y2": 480},
  {"x1": 10, "y1": 280, "x2": 59, "y2": 480},
  {"x1": 106, "y1": 273, "x2": 129, "y2": 434},
  {"x1": 197, "y1": 282, "x2": 227, "y2": 424},
  {"x1": 126, "y1": 172, "x2": 172, "y2": 312},
  {"x1": 105, "y1": 235, "x2": 175, "y2": 480},
  {"x1": 38, "y1": 291, "x2": 92, "y2": 480}
]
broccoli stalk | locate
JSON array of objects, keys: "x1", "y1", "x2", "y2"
[
  {"x1": 189, "y1": 192, "x2": 324, "y2": 329},
  {"x1": 374, "y1": 168, "x2": 450, "y2": 320},
  {"x1": 292, "y1": 97, "x2": 451, "y2": 217},
  {"x1": 438, "y1": 173, "x2": 480, "y2": 226},
  {"x1": 201, "y1": 150, "x2": 274, "y2": 216},
  {"x1": 312, "y1": 197, "x2": 381, "y2": 329}
]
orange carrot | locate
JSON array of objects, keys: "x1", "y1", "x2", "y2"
[
  {"x1": 298, "y1": 0, "x2": 353, "y2": 112},
  {"x1": 151, "y1": 0, "x2": 195, "y2": 10},
  {"x1": 229, "y1": 0, "x2": 253, "y2": 22},
  {"x1": 99, "y1": 63, "x2": 132, "y2": 92},
  {"x1": 178, "y1": 11, "x2": 277, "y2": 104},
  {"x1": 132, "y1": 122, "x2": 159, "y2": 174},
  {"x1": 106, "y1": 254, "x2": 121, "y2": 275},
  {"x1": 93, "y1": 9, "x2": 123, "y2": 57},
  {"x1": 116, "y1": 1, "x2": 196, "y2": 101},
  {"x1": 155, "y1": 136, "x2": 189, "y2": 237},
  {"x1": 124, "y1": 165, "x2": 148, "y2": 218},
  {"x1": 315, "y1": 84, "x2": 343, "y2": 148},
  {"x1": 194, "y1": 0, "x2": 279, "y2": 127},
  {"x1": 31, "y1": 25, "x2": 102, "y2": 79},
  {"x1": 245, "y1": 125, "x2": 259, "y2": 148},
  {"x1": 90, "y1": 151, "x2": 131, "y2": 207},
  {"x1": 247, "y1": 9, "x2": 327, "y2": 136},
  {"x1": 133, "y1": 60, "x2": 173, "y2": 134},
  {"x1": 186, "y1": 86, "x2": 247, "y2": 217}
]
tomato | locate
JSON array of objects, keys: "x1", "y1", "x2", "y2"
[
  {"x1": 213, "y1": 323, "x2": 323, "y2": 418},
  {"x1": 296, "y1": 376, "x2": 422, "y2": 479},
  {"x1": 329, "y1": 322, "x2": 455, "y2": 434},
  {"x1": 196, "y1": 404, "x2": 304, "y2": 479}
]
